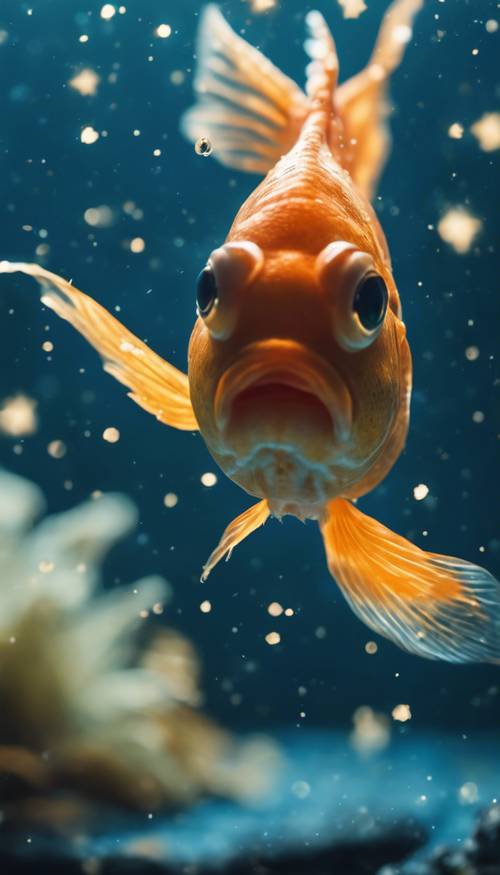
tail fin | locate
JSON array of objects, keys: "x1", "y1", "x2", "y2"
[
  {"x1": 336, "y1": 0, "x2": 424, "y2": 198},
  {"x1": 181, "y1": 5, "x2": 308, "y2": 175},
  {"x1": 320, "y1": 498, "x2": 500, "y2": 663}
]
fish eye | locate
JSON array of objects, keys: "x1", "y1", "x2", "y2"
[
  {"x1": 353, "y1": 273, "x2": 388, "y2": 332},
  {"x1": 196, "y1": 265, "x2": 218, "y2": 318},
  {"x1": 316, "y1": 241, "x2": 391, "y2": 352}
]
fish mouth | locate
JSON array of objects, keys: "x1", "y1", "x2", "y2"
[{"x1": 214, "y1": 340, "x2": 352, "y2": 456}]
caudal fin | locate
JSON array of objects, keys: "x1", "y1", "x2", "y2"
[
  {"x1": 181, "y1": 5, "x2": 308, "y2": 174},
  {"x1": 321, "y1": 498, "x2": 500, "y2": 663},
  {"x1": 336, "y1": 0, "x2": 423, "y2": 199},
  {"x1": 0, "y1": 261, "x2": 198, "y2": 431}
]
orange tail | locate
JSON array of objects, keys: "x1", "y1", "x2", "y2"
[{"x1": 320, "y1": 498, "x2": 500, "y2": 663}]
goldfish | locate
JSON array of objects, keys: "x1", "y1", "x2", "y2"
[{"x1": 1, "y1": 0, "x2": 499, "y2": 663}]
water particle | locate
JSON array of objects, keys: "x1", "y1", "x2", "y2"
[
  {"x1": 315, "y1": 626, "x2": 327, "y2": 639},
  {"x1": 265, "y1": 631, "x2": 280, "y2": 646},
  {"x1": 170, "y1": 70, "x2": 185, "y2": 86},
  {"x1": 336, "y1": 0, "x2": 367, "y2": 19},
  {"x1": 200, "y1": 600, "x2": 212, "y2": 614},
  {"x1": 485, "y1": 20, "x2": 498, "y2": 33},
  {"x1": 38, "y1": 559, "x2": 54, "y2": 574},
  {"x1": 437, "y1": 208, "x2": 482, "y2": 254},
  {"x1": 472, "y1": 411, "x2": 485, "y2": 424},
  {"x1": 80, "y1": 126, "x2": 100, "y2": 145},
  {"x1": 42, "y1": 341, "x2": 53, "y2": 352},
  {"x1": 79, "y1": 35, "x2": 89, "y2": 43},
  {"x1": 195, "y1": 137, "x2": 213, "y2": 157},
  {"x1": 103, "y1": 427, "x2": 120, "y2": 443},
  {"x1": 291, "y1": 780, "x2": 311, "y2": 799},
  {"x1": 448, "y1": 122, "x2": 464, "y2": 139},
  {"x1": 284, "y1": 608, "x2": 294, "y2": 617},
  {"x1": 84, "y1": 205, "x2": 114, "y2": 228},
  {"x1": 130, "y1": 237, "x2": 145, "y2": 253},
  {"x1": 0, "y1": 394, "x2": 38, "y2": 436},
  {"x1": 69, "y1": 69, "x2": 100, "y2": 96},
  {"x1": 470, "y1": 112, "x2": 500, "y2": 152},
  {"x1": 267, "y1": 602, "x2": 283, "y2": 617},
  {"x1": 153, "y1": 148, "x2": 161, "y2": 156},
  {"x1": 163, "y1": 492, "x2": 178, "y2": 508},
  {"x1": 47, "y1": 439, "x2": 67, "y2": 459},
  {"x1": 155, "y1": 24, "x2": 172, "y2": 38},
  {"x1": 465, "y1": 345, "x2": 480, "y2": 361},
  {"x1": 100, "y1": 4, "x2": 116, "y2": 20},
  {"x1": 459, "y1": 781, "x2": 479, "y2": 804},
  {"x1": 350, "y1": 706, "x2": 390, "y2": 755},
  {"x1": 201, "y1": 471, "x2": 217, "y2": 487},
  {"x1": 365, "y1": 641, "x2": 378, "y2": 654},
  {"x1": 152, "y1": 602, "x2": 163, "y2": 615},
  {"x1": 413, "y1": 483, "x2": 429, "y2": 501},
  {"x1": 392, "y1": 703, "x2": 412, "y2": 722}
]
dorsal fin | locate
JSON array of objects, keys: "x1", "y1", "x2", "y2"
[
  {"x1": 181, "y1": 5, "x2": 309, "y2": 175},
  {"x1": 304, "y1": 10, "x2": 338, "y2": 110}
]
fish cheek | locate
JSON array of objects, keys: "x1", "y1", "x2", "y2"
[
  {"x1": 348, "y1": 331, "x2": 400, "y2": 465},
  {"x1": 188, "y1": 320, "x2": 228, "y2": 450}
]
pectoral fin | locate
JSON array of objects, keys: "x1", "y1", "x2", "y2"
[
  {"x1": 0, "y1": 261, "x2": 198, "y2": 431},
  {"x1": 201, "y1": 500, "x2": 270, "y2": 581},
  {"x1": 321, "y1": 498, "x2": 500, "y2": 663}
]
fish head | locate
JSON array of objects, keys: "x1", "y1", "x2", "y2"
[{"x1": 188, "y1": 238, "x2": 410, "y2": 508}]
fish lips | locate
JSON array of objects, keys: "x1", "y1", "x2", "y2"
[{"x1": 214, "y1": 340, "x2": 352, "y2": 456}]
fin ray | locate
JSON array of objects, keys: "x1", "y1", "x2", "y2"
[
  {"x1": 201, "y1": 500, "x2": 270, "y2": 581},
  {"x1": 321, "y1": 498, "x2": 500, "y2": 663},
  {"x1": 336, "y1": 0, "x2": 423, "y2": 198},
  {"x1": 181, "y1": 5, "x2": 308, "y2": 175},
  {"x1": 0, "y1": 261, "x2": 198, "y2": 431}
]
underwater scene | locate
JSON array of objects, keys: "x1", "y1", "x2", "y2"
[{"x1": 0, "y1": 0, "x2": 499, "y2": 872}]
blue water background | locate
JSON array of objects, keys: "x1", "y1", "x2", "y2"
[{"x1": 0, "y1": 0, "x2": 498, "y2": 738}]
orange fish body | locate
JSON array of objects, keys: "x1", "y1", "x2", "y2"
[{"x1": 2, "y1": 1, "x2": 499, "y2": 664}]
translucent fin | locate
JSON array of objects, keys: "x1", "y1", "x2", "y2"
[
  {"x1": 181, "y1": 5, "x2": 308, "y2": 175},
  {"x1": 336, "y1": 0, "x2": 423, "y2": 198},
  {"x1": 201, "y1": 500, "x2": 270, "y2": 581},
  {"x1": 0, "y1": 261, "x2": 198, "y2": 431},
  {"x1": 321, "y1": 498, "x2": 500, "y2": 663}
]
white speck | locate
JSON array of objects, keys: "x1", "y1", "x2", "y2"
[
  {"x1": 413, "y1": 483, "x2": 429, "y2": 501},
  {"x1": 0, "y1": 394, "x2": 38, "y2": 437},
  {"x1": 155, "y1": 24, "x2": 172, "y2": 38},
  {"x1": 267, "y1": 602, "x2": 283, "y2": 617},
  {"x1": 80, "y1": 126, "x2": 100, "y2": 145},
  {"x1": 200, "y1": 600, "x2": 212, "y2": 613},
  {"x1": 472, "y1": 411, "x2": 485, "y2": 424},
  {"x1": 69, "y1": 69, "x2": 100, "y2": 97},
  {"x1": 47, "y1": 439, "x2": 67, "y2": 459},
  {"x1": 100, "y1": 4, "x2": 116, "y2": 20},
  {"x1": 459, "y1": 782, "x2": 479, "y2": 804},
  {"x1": 291, "y1": 780, "x2": 311, "y2": 799},
  {"x1": 485, "y1": 19, "x2": 498, "y2": 33},
  {"x1": 392, "y1": 704, "x2": 412, "y2": 722},
  {"x1": 465, "y1": 346, "x2": 480, "y2": 361},
  {"x1": 265, "y1": 631, "x2": 280, "y2": 646},
  {"x1": 163, "y1": 492, "x2": 178, "y2": 508},
  {"x1": 437, "y1": 208, "x2": 482, "y2": 254},
  {"x1": 201, "y1": 472, "x2": 217, "y2": 487},
  {"x1": 103, "y1": 427, "x2": 120, "y2": 443},
  {"x1": 130, "y1": 237, "x2": 145, "y2": 253},
  {"x1": 448, "y1": 122, "x2": 464, "y2": 140}
]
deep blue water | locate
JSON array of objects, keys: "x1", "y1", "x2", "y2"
[{"x1": 0, "y1": 0, "x2": 498, "y2": 742}]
